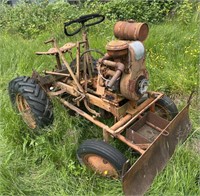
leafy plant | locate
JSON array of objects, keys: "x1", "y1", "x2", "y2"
[
  {"x1": 0, "y1": 0, "x2": 198, "y2": 38},
  {"x1": 176, "y1": 0, "x2": 199, "y2": 24},
  {"x1": 0, "y1": 1, "x2": 199, "y2": 195}
]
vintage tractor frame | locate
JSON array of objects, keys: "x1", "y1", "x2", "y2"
[{"x1": 8, "y1": 14, "x2": 192, "y2": 195}]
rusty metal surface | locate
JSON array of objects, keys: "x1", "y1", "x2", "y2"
[
  {"x1": 16, "y1": 94, "x2": 36, "y2": 129},
  {"x1": 114, "y1": 21, "x2": 149, "y2": 41},
  {"x1": 106, "y1": 40, "x2": 128, "y2": 51},
  {"x1": 116, "y1": 134, "x2": 145, "y2": 155},
  {"x1": 122, "y1": 104, "x2": 191, "y2": 196},
  {"x1": 45, "y1": 71, "x2": 70, "y2": 77},
  {"x1": 36, "y1": 42, "x2": 76, "y2": 55},
  {"x1": 83, "y1": 154, "x2": 119, "y2": 178},
  {"x1": 120, "y1": 45, "x2": 148, "y2": 101},
  {"x1": 106, "y1": 40, "x2": 128, "y2": 57},
  {"x1": 126, "y1": 112, "x2": 169, "y2": 143},
  {"x1": 115, "y1": 93, "x2": 164, "y2": 134},
  {"x1": 126, "y1": 130, "x2": 151, "y2": 144}
]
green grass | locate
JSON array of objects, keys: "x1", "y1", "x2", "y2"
[
  {"x1": 146, "y1": 20, "x2": 199, "y2": 95},
  {"x1": 0, "y1": 10, "x2": 200, "y2": 196}
]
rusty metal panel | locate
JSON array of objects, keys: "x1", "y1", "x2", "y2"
[
  {"x1": 126, "y1": 112, "x2": 169, "y2": 143},
  {"x1": 126, "y1": 130, "x2": 151, "y2": 144},
  {"x1": 114, "y1": 21, "x2": 149, "y2": 41},
  {"x1": 122, "y1": 104, "x2": 191, "y2": 195}
]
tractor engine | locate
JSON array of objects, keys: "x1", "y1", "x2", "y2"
[{"x1": 97, "y1": 21, "x2": 149, "y2": 101}]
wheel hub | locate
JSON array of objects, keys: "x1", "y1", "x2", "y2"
[
  {"x1": 83, "y1": 154, "x2": 118, "y2": 178},
  {"x1": 155, "y1": 104, "x2": 171, "y2": 120},
  {"x1": 16, "y1": 94, "x2": 36, "y2": 129}
]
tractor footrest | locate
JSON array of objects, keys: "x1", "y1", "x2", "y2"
[{"x1": 36, "y1": 42, "x2": 76, "y2": 55}]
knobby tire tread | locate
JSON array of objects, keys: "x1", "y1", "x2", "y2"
[
  {"x1": 156, "y1": 95, "x2": 178, "y2": 119},
  {"x1": 8, "y1": 76, "x2": 53, "y2": 129}
]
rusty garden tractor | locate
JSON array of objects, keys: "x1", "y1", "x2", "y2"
[{"x1": 8, "y1": 14, "x2": 192, "y2": 195}]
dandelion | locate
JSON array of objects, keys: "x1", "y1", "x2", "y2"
[{"x1": 104, "y1": 170, "x2": 108, "y2": 175}]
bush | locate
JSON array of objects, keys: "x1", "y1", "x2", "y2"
[
  {"x1": 0, "y1": 0, "x2": 199, "y2": 38},
  {"x1": 0, "y1": 1, "x2": 79, "y2": 38},
  {"x1": 101, "y1": 0, "x2": 178, "y2": 22},
  {"x1": 176, "y1": 0, "x2": 199, "y2": 24}
]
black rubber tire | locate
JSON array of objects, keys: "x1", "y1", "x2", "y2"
[
  {"x1": 77, "y1": 139, "x2": 129, "y2": 178},
  {"x1": 137, "y1": 95, "x2": 178, "y2": 121},
  {"x1": 155, "y1": 95, "x2": 178, "y2": 121},
  {"x1": 8, "y1": 76, "x2": 53, "y2": 129}
]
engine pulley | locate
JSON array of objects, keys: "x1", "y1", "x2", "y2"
[{"x1": 137, "y1": 77, "x2": 149, "y2": 95}]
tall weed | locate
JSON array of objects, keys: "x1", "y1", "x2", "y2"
[{"x1": 0, "y1": 1, "x2": 199, "y2": 195}]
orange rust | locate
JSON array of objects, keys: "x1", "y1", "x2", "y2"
[
  {"x1": 36, "y1": 42, "x2": 76, "y2": 55},
  {"x1": 106, "y1": 40, "x2": 129, "y2": 57},
  {"x1": 83, "y1": 154, "x2": 119, "y2": 178},
  {"x1": 114, "y1": 21, "x2": 149, "y2": 41},
  {"x1": 16, "y1": 94, "x2": 36, "y2": 129}
]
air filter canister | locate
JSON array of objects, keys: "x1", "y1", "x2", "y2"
[{"x1": 114, "y1": 21, "x2": 149, "y2": 41}]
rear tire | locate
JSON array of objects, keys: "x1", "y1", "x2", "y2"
[
  {"x1": 8, "y1": 76, "x2": 53, "y2": 130},
  {"x1": 77, "y1": 139, "x2": 129, "y2": 178},
  {"x1": 155, "y1": 95, "x2": 178, "y2": 121}
]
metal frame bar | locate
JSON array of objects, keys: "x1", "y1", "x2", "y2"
[{"x1": 57, "y1": 91, "x2": 164, "y2": 155}]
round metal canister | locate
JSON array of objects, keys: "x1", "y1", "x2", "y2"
[
  {"x1": 114, "y1": 21, "x2": 149, "y2": 41},
  {"x1": 106, "y1": 40, "x2": 128, "y2": 57}
]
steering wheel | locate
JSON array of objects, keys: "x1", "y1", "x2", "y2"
[{"x1": 64, "y1": 14, "x2": 105, "y2": 36}]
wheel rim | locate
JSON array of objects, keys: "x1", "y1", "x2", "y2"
[
  {"x1": 16, "y1": 94, "x2": 36, "y2": 129},
  {"x1": 155, "y1": 104, "x2": 171, "y2": 121},
  {"x1": 83, "y1": 154, "x2": 119, "y2": 178}
]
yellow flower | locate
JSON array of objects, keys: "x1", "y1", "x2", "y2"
[{"x1": 104, "y1": 170, "x2": 108, "y2": 175}]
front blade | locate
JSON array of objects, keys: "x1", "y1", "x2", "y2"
[{"x1": 122, "y1": 104, "x2": 191, "y2": 195}]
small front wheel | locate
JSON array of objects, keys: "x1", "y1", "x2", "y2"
[{"x1": 77, "y1": 139, "x2": 129, "y2": 178}]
